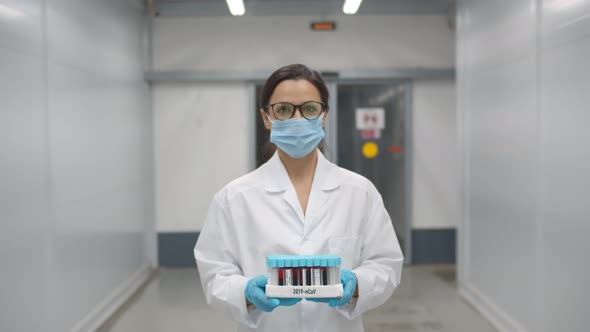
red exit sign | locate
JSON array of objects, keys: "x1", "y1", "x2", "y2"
[{"x1": 310, "y1": 21, "x2": 336, "y2": 31}]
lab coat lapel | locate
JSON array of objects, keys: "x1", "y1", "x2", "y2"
[
  {"x1": 264, "y1": 152, "x2": 305, "y2": 224},
  {"x1": 283, "y1": 187, "x2": 305, "y2": 224},
  {"x1": 303, "y1": 151, "x2": 339, "y2": 235}
]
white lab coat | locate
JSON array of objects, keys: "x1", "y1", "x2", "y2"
[{"x1": 194, "y1": 150, "x2": 403, "y2": 332}]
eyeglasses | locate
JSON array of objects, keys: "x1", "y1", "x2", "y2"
[{"x1": 263, "y1": 101, "x2": 327, "y2": 121}]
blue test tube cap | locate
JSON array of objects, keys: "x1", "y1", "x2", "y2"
[
  {"x1": 320, "y1": 256, "x2": 328, "y2": 267},
  {"x1": 267, "y1": 256, "x2": 275, "y2": 267},
  {"x1": 277, "y1": 256, "x2": 285, "y2": 268},
  {"x1": 299, "y1": 256, "x2": 307, "y2": 267},
  {"x1": 306, "y1": 256, "x2": 314, "y2": 267},
  {"x1": 285, "y1": 256, "x2": 292, "y2": 267},
  {"x1": 313, "y1": 256, "x2": 321, "y2": 266},
  {"x1": 292, "y1": 256, "x2": 300, "y2": 267},
  {"x1": 327, "y1": 256, "x2": 341, "y2": 267}
]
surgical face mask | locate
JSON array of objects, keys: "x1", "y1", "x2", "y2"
[{"x1": 266, "y1": 114, "x2": 325, "y2": 159}]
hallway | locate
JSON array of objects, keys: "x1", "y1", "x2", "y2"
[{"x1": 3, "y1": 0, "x2": 590, "y2": 331}]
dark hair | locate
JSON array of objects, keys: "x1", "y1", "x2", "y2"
[
  {"x1": 259, "y1": 64, "x2": 330, "y2": 162},
  {"x1": 260, "y1": 64, "x2": 330, "y2": 110}
]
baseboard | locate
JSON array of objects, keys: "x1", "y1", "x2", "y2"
[
  {"x1": 412, "y1": 228, "x2": 456, "y2": 264},
  {"x1": 459, "y1": 282, "x2": 529, "y2": 332},
  {"x1": 69, "y1": 263, "x2": 154, "y2": 332}
]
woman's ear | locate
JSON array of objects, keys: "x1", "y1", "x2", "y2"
[
  {"x1": 322, "y1": 111, "x2": 329, "y2": 127},
  {"x1": 260, "y1": 109, "x2": 271, "y2": 130}
]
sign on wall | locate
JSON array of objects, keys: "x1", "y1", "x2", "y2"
[
  {"x1": 356, "y1": 107, "x2": 385, "y2": 140},
  {"x1": 355, "y1": 108, "x2": 385, "y2": 130}
]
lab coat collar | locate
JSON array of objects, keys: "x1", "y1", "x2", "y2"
[{"x1": 264, "y1": 149, "x2": 339, "y2": 193}]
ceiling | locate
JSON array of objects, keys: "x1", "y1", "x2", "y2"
[{"x1": 154, "y1": 0, "x2": 456, "y2": 17}]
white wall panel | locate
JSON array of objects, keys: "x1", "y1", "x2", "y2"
[
  {"x1": 46, "y1": 0, "x2": 143, "y2": 78},
  {"x1": 0, "y1": 2, "x2": 51, "y2": 331},
  {"x1": 45, "y1": 0, "x2": 150, "y2": 329},
  {"x1": 154, "y1": 83, "x2": 252, "y2": 232},
  {"x1": 48, "y1": 64, "x2": 145, "y2": 233},
  {"x1": 0, "y1": 0, "x2": 152, "y2": 331},
  {"x1": 466, "y1": 59, "x2": 538, "y2": 332},
  {"x1": 0, "y1": 43, "x2": 51, "y2": 332},
  {"x1": 458, "y1": 0, "x2": 590, "y2": 331},
  {"x1": 412, "y1": 81, "x2": 458, "y2": 229},
  {"x1": 457, "y1": 0, "x2": 539, "y2": 330},
  {"x1": 153, "y1": 15, "x2": 455, "y2": 72},
  {"x1": 543, "y1": 0, "x2": 590, "y2": 47},
  {"x1": 0, "y1": 0, "x2": 43, "y2": 55},
  {"x1": 539, "y1": 2, "x2": 590, "y2": 330},
  {"x1": 462, "y1": 1, "x2": 537, "y2": 68}
]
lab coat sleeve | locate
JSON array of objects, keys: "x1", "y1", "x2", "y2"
[
  {"x1": 194, "y1": 193, "x2": 265, "y2": 328},
  {"x1": 336, "y1": 184, "x2": 404, "y2": 320}
]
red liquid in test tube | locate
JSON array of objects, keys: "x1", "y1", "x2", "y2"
[{"x1": 278, "y1": 268, "x2": 284, "y2": 286}]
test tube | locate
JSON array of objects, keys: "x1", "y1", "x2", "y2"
[
  {"x1": 328, "y1": 256, "x2": 341, "y2": 285},
  {"x1": 320, "y1": 256, "x2": 328, "y2": 286},
  {"x1": 267, "y1": 256, "x2": 278, "y2": 285},
  {"x1": 305, "y1": 256, "x2": 313, "y2": 286},
  {"x1": 299, "y1": 257, "x2": 306, "y2": 286},
  {"x1": 275, "y1": 256, "x2": 281, "y2": 286},
  {"x1": 277, "y1": 256, "x2": 285, "y2": 286},
  {"x1": 299, "y1": 257, "x2": 304, "y2": 286},
  {"x1": 292, "y1": 256, "x2": 300, "y2": 286},
  {"x1": 313, "y1": 256, "x2": 321, "y2": 286},
  {"x1": 285, "y1": 269, "x2": 292, "y2": 286},
  {"x1": 266, "y1": 256, "x2": 272, "y2": 285},
  {"x1": 284, "y1": 256, "x2": 293, "y2": 286}
]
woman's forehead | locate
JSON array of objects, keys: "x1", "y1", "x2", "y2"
[{"x1": 269, "y1": 79, "x2": 321, "y2": 104}]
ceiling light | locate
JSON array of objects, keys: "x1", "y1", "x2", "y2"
[
  {"x1": 226, "y1": 0, "x2": 245, "y2": 16},
  {"x1": 343, "y1": 0, "x2": 363, "y2": 15}
]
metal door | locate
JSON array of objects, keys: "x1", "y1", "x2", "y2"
[{"x1": 336, "y1": 83, "x2": 411, "y2": 259}]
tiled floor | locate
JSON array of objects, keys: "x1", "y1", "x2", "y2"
[{"x1": 98, "y1": 266, "x2": 497, "y2": 332}]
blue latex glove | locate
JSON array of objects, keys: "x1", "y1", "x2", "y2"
[
  {"x1": 245, "y1": 276, "x2": 302, "y2": 311},
  {"x1": 245, "y1": 275, "x2": 280, "y2": 312},
  {"x1": 306, "y1": 269, "x2": 357, "y2": 307}
]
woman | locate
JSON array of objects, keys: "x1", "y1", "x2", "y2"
[{"x1": 194, "y1": 64, "x2": 403, "y2": 332}]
